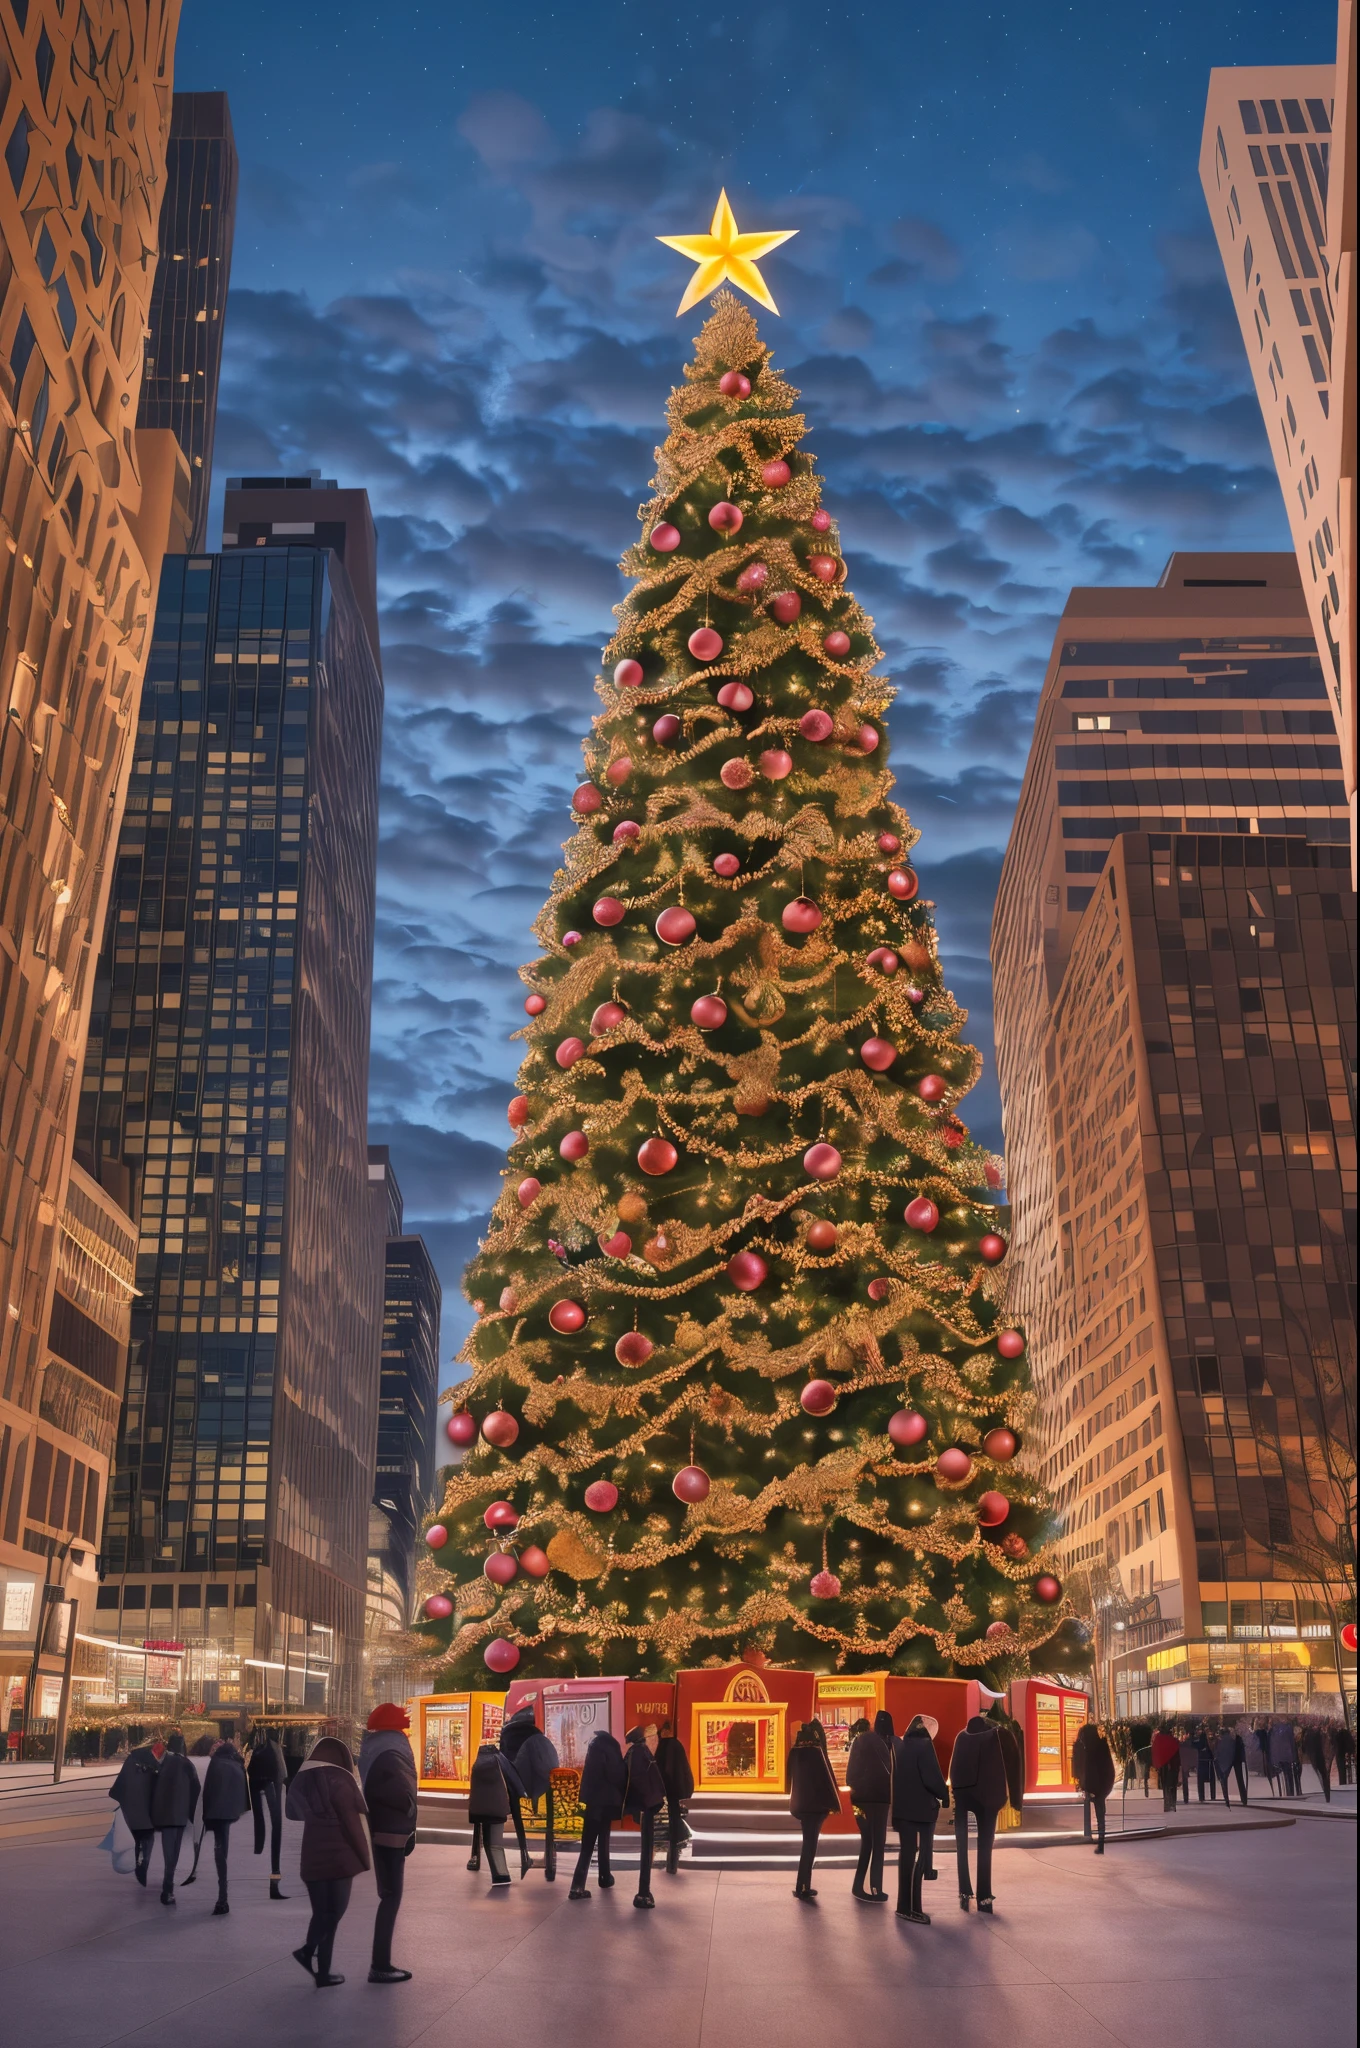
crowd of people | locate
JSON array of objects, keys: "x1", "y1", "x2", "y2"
[{"x1": 1124, "y1": 1715, "x2": 1354, "y2": 1810}]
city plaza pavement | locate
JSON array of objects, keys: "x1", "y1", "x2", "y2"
[{"x1": 0, "y1": 1774, "x2": 1353, "y2": 2048}]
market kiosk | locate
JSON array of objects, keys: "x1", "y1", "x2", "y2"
[
  {"x1": 412, "y1": 1690, "x2": 507, "y2": 1790},
  {"x1": 676, "y1": 1661, "x2": 816, "y2": 1793},
  {"x1": 1009, "y1": 1678, "x2": 1089, "y2": 1793}
]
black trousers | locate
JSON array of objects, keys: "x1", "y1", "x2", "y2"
[
  {"x1": 664, "y1": 1794, "x2": 685, "y2": 1874},
  {"x1": 1090, "y1": 1793, "x2": 1107, "y2": 1844},
  {"x1": 895, "y1": 1822, "x2": 933, "y2": 1914},
  {"x1": 635, "y1": 1808, "x2": 656, "y2": 1898},
  {"x1": 208, "y1": 1819, "x2": 232, "y2": 1898},
  {"x1": 795, "y1": 1814, "x2": 823, "y2": 1893},
  {"x1": 571, "y1": 1811, "x2": 613, "y2": 1889},
  {"x1": 1158, "y1": 1763, "x2": 1179, "y2": 1811},
  {"x1": 132, "y1": 1828, "x2": 155, "y2": 1885},
  {"x1": 542, "y1": 1787, "x2": 557, "y2": 1880},
  {"x1": 1216, "y1": 1769, "x2": 1233, "y2": 1808},
  {"x1": 853, "y1": 1803, "x2": 888, "y2": 1894},
  {"x1": 953, "y1": 1795, "x2": 996, "y2": 1900},
  {"x1": 1180, "y1": 1770, "x2": 1191, "y2": 1804},
  {"x1": 372, "y1": 1844, "x2": 406, "y2": 1967},
  {"x1": 253, "y1": 1781, "x2": 283, "y2": 1873},
  {"x1": 1196, "y1": 1771, "x2": 1216, "y2": 1802},
  {"x1": 470, "y1": 1819, "x2": 510, "y2": 1881},
  {"x1": 1233, "y1": 1760, "x2": 1248, "y2": 1802},
  {"x1": 508, "y1": 1795, "x2": 531, "y2": 1868},
  {"x1": 158, "y1": 1825, "x2": 185, "y2": 1895},
  {"x1": 303, "y1": 1876, "x2": 351, "y2": 1978}
]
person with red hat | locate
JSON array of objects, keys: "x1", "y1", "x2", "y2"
[{"x1": 358, "y1": 1704, "x2": 419, "y2": 1984}]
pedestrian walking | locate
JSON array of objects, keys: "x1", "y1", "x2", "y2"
[
  {"x1": 1194, "y1": 1724, "x2": 1217, "y2": 1802},
  {"x1": 1230, "y1": 1722, "x2": 1250, "y2": 1804},
  {"x1": 498, "y1": 1705, "x2": 542, "y2": 1876},
  {"x1": 151, "y1": 1732, "x2": 200, "y2": 1905},
  {"x1": 358, "y1": 1703, "x2": 419, "y2": 1981},
  {"x1": 622, "y1": 1726, "x2": 666, "y2": 1908},
  {"x1": 1299, "y1": 1723, "x2": 1331, "y2": 1804},
  {"x1": 1151, "y1": 1725, "x2": 1181, "y2": 1811},
  {"x1": 1268, "y1": 1718, "x2": 1299, "y2": 1798},
  {"x1": 201, "y1": 1739, "x2": 249, "y2": 1914},
  {"x1": 182, "y1": 1734, "x2": 214, "y2": 1885},
  {"x1": 1076, "y1": 1722, "x2": 1117, "y2": 1851},
  {"x1": 285, "y1": 1736, "x2": 371, "y2": 1988},
  {"x1": 1332, "y1": 1722, "x2": 1355, "y2": 1787},
  {"x1": 845, "y1": 1714, "x2": 892, "y2": 1902},
  {"x1": 108, "y1": 1738, "x2": 160, "y2": 1887},
  {"x1": 569, "y1": 1729, "x2": 627, "y2": 1900},
  {"x1": 1178, "y1": 1727, "x2": 1196, "y2": 1805},
  {"x1": 468, "y1": 1740, "x2": 524, "y2": 1886},
  {"x1": 1253, "y1": 1721, "x2": 1278, "y2": 1796},
  {"x1": 1071, "y1": 1719, "x2": 1098, "y2": 1840},
  {"x1": 247, "y1": 1727, "x2": 289, "y2": 1899},
  {"x1": 787, "y1": 1722, "x2": 841, "y2": 1903},
  {"x1": 1213, "y1": 1726, "x2": 1237, "y2": 1809},
  {"x1": 892, "y1": 1715, "x2": 948, "y2": 1924},
  {"x1": 948, "y1": 1715, "x2": 1007, "y2": 1911},
  {"x1": 500, "y1": 1706, "x2": 560, "y2": 1879},
  {"x1": 654, "y1": 1720, "x2": 694, "y2": 1876}
]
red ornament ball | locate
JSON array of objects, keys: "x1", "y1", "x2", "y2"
[
  {"x1": 613, "y1": 819, "x2": 640, "y2": 844},
  {"x1": 904, "y1": 1197, "x2": 940, "y2": 1233},
  {"x1": 425, "y1": 1523, "x2": 448, "y2": 1549},
  {"x1": 800, "y1": 1379, "x2": 837, "y2": 1416},
  {"x1": 979, "y1": 1232, "x2": 1008, "y2": 1265},
  {"x1": 562, "y1": 930, "x2": 581, "y2": 948},
  {"x1": 798, "y1": 708, "x2": 834, "y2": 742},
  {"x1": 782, "y1": 895, "x2": 822, "y2": 933},
  {"x1": 866, "y1": 947, "x2": 899, "y2": 976},
  {"x1": 559, "y1": 1130, "x2": 589, "y2": 1161},
  {"x1": 508, "y1": 1094, "x2": 530, "y2": 1128},
  {"x1": 592, "y1": 897, "x2": 626, "y2": 931},
  {"x1": 940, "y1": 1124, "x2": 965, "y2": 1150},
  {"x1": 650, "y1": 523, "x2": 681, "y2": 552},
  {"x1": 823, "y1": 630, "x2": 851, "y2": 658},
  {"x1": 761, "y1": 458, "x2": 792, "y2": 488},
  {"x1": 769, "y1": 590, "x2": 802, "y2": 624},
  {"x1": 584, "y1": 1480, "x2": 619, "y2": 1513},
  {"x1": 672, "y1": 1464, "x2": 711, "y2": 1504},
  {"x1": 809, "y1": 1568, "x2": 841, "y2": 1598},
  {"x1": 709, "y1": 500, "x2": 744, "y2": 534},
  {"x1": 482, "y1": 1409, "x2": 520, "y2": 1448},
  {"x1": 423, "y1": 1594, "x2": 453, "y2": 1621},
  {"x1": 720, "y1": 757, "x2": 754, "y2": 789},
  {"x1": 638, "y1": 1137, "x2": 678, "y2": 1176},
  {"x1": 655, "y1": 906, "x2": 696, "y2": 946},
  {"x1": 1002, "y1": 1533, "x2": 1029, "y2": 1560},
  {"x1": 691, "y1": 994, "x2": 728, "y2": 1030},
  {"x1": 1033, "y1": 1574, "x2": 1062, "y2": 1605},
  {"x1": 484, "y1": 1500, "x2": 519, "y2": 1532},
  {"x1": 499, "y1": 1287, "x2": 518, "y2": 1313},
  {"x1": 760, "y1": 748, "x2": 794, "y2": 781},
  {"x1": 917, "y1": 1074, "x2": 948, "y2": 1103},
  {"x1": 860, "y1": 1037, "x2": 897, "y2": 1073},
  {"x1": 524, "y1": 992, "x2": 546, "y2": 1015},
  {"x1": 517, "y1": 1177, "x2": 541, "y2": 1208},
  {"x1": 985, "y1": 1620, "x2": 1011, "y2": 1641},
  {"x1": 983, "y1": 1427, "x2": 1018, "y2": 1462},
  {"x1": 866, "y1": 1277, "x2": 892, "y2": 1301},
  {"x1": 484, "y1": 1638, "x2": 520, "y2": 1674},
  {"x1": 614, "y1": 658, "x2": 644, "y2": 688},
  {"x1": 717, "y1": 680, "x2": 754, "y2": 712},
  {"x1": 996, "y1": 1329, "x2": 1026, "y2": 1359},
  {"x1": 808, "y1": 554, "x2": 839, "y2": 583},
  {"x1": 905, "y1": 984, "x2": 925, "y2": 1005},
  {"x1": 802, "y1": 1142, "x2": 842, "y2": 1180},
  {"x1": 977, "y1": 1491, "x2": 1010, "y2": 1527},
  {"x1": 591, "y1": 1001, "x2": 626, "y2": 1033},
  {"x1": 935, "y1": 1447, "x2": 973, "y2": 1484},
  {"x1": 615, "y1": 1331, "x2": 654, "y2": 1366},
  {"x1": 810, "y1": 508, "x2": 832, "y2": 532},
  {"x1": 649, "y1": 715, "x2": 679, "y2": 748},
  {"x1": 857, "y1": 724, "x2": 879, "y2": 752},
  {"x1": 736, "y1": 560, "x2": 769, "y2": 594},
  {"x1": 446, "y1": 1411, "x2": 478, "y2": 1448},
  {"x1": 713, "y1": 851, "x2": 741, "y2": 877},
  {"x1": 887, "y1": 868, "x2": 919, "y2": 902},
  {"x1": 878, "y1": 832, "x2": 901, "y2": 853},
  {"x1": 485, "y1": 1551, "x2": 518, "y2": 1586},
  {"x1": 806, "y1": 1219, "x2": 838, "y2": 1252},
  {"x1": 549, "y1": 1299, "x2": 587, "y2": 1334},
  {"x1": 520, "y1": 1545, "x2": 550, "y2": 1579},
  {"x1": 605, "y1": 755, "x2": 632, "y2": 786},
  {"x1": 688, "y1": 626, "x2": 723, "y2": 662},
  {"x1": 727, "y1": 1249, "x2": 768, "y2": 1291},
  {"x1": 599, "y1": 1229, "x2": 632, "y2": 1259},
  {"x1": 572, "y1": 782, "x2": 602, "y2": 815},
  {"x1": 718, "y1": 369, "x2": 751, "y2": 398},
  {"x1": 555, "y1": 1036, "x2": 586, "y2": 1069},
  {"x1": 888, "y1": 1409, "x2": 929, "y2": 1448}
]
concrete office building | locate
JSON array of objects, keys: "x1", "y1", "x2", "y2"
[
  {"x1": 1201, "y1": 14, "x2": 1358, "y2": 866},
  {"x1": 992, "y1": 554, "x2": 1355, "y2": 1718},
  {"x1": 0, "y1": 2, "x2": 186, "y2": 1752}
]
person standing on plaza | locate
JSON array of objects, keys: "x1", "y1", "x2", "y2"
[
  {"x1": 467, "y1": 1740, "x2": 524, "y2": 1887},
  {"x1": 892, "y1": 1715, "x2": 948, "y2": 1923},
  {"x1": 846, "y1": 1714, "x2": 892, "y2": 1902},
  {"x1": 108, "y1": 1738, "x2": 160, "y2": 1888},
  {"x1": 181, "y1": 1734, "x2": 214, "y2": 1885},
  {"x1": 150, "y1": 1732, "x2": 200, "y2": 1905},
  {"x1": 1076, "y1": 1722, "x2": 1117, "y2": 1851},
  {"x1": 569, "y1": 1729, "x2": 627, "y2": 1900},
  {"x1": 1151, "y1": 1724, "x2": 1181, "y2": 1812},
  {"x1": 787, "y1": 1721, "x2": 841, "y2": 1903},
  {"x1": 285, "y1": 1736, "x2": 371, "y2": 1987},
  {"x1": 500, "y1": 1707, "x2": 560, "y2": 1879},
  {"x1": 655, "y1": 1720, "x2": 695, "y2": 1876},
  {"x1": 201, "y1": 1739, "x2": 249, "y2": 1914},
  {"x1": 359, "y1": 1704, "x2": 419, "y2": 1981},
  {"x1": 1332, "y1": 1721, "x2": 1354, "y2": 1787},
  {"x1": 1178, "y1": 1725, "x2": 1197, "y2": 1805},
  {"x1": 1071, "y1": 1719, "x2": 1097, "y2": 1839},
  {"x1": 498, "y1": 1704, "x2": 542, "y2": 1876},
  {"x1": 1230, "y1": 1722, "x2": 1250, "y2": 1804},
  {"x1": 949, "y1": 1715, "x2": 1007, "y2": 1910},
  {"x1": 1269, "y1": 1718, "x2": 1299, "y2": 1797},
  {"x1": 1299, "y1": 1722, "x2": 1331, "y2": 1803},
  {"x1": 247, "y1": 1727, "x2": 289, "y2": 1899},
  {"x1": 1194, "y1": 1723, "x2": 1218, "y2": 1802},
  {"x1": 1213, "y1": 1724, "x2": 1237, "y2": 1809},
  {"x1": 1253, "y1": 1720, "x2": 1278, "y2": 1796},
  {"x1": 622, "y1": 1726, "x2": 667, "y2": 1908}
]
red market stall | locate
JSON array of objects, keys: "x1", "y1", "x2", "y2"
[{"x1": 1009, "y1": 1678, "x2": 1090, "y2": 1793}]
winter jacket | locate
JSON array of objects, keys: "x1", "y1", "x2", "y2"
[
  {"x1": 150, "y1": 1751, "x2": 200, "y2": 1829},
  {"x1": 468, "y1": 1743, "x2": 526, "y2": 1823},
  {"x1": 285, "y1": 1757, "x2": 372, "y2": 1881},
  {"x1": 499, "y1": 1707, "x2": 559, "y2": 1802},
  {"x1": 993, "y1": 1718, "x2": 1024, "y2": 1811},
  {"x1": 948, "y1": 1718, "x2": 1008, "y2": 1811},
  {"x1": 247, "y1": 1738, "x2": 287, "y2": 1790},
  {"x1": 358, "y1": 1728, "x2": 419, "y2": 1847},
  {"x1": 622, "y1": 1733, "x2": 666, "y2": 1816},
  {"x1": 787, "y1": 1740, "x2": 841, "y2": 1820},
  {"x1": 1268, "y1": 1722, "x2": 1297, "y2": 1768},
  {"x1": 1299, "y1": 1727, "x2": 1327, "y2": 1773},
  {"x1": 202, "y1": 1744, "x2": 249, "y2": 1824},
  {"x1": 1150, "y1": 1729, "x2": 1180, "y2": 1772},
  {"x1": 654, "y1": 1733, "x2": 694, "y2": 1801},
  {"x1": 109, "y1": 1746, "x2": 160, "y2": 1833},
  {"x1": 845, "y1": 1727, "x2": 893, "y2": 1807},
  {"x1": 892, "y1": 1728, "x2": 949, "y2": 1827},
  {"x1": 1076, "y1": 1730, "x2": 1116, "y2": 1801},
  {"x1": 1193, "y1": 1731, "x2": 1215, "y2": 1778},
  {"x1": 577, "y1": 1731, "x2": 627, "y2": 1817},
  {"x1": 1214, "y1": 1729, "x2": 1238, "y2": 1778}
]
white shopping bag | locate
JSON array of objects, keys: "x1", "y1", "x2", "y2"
[{"x1": 102, "y1": 1808, "x2": 137, "y2": 1874}]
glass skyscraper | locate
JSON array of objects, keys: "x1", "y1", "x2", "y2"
[{"x1": 365, "y1": 1145, "x2": 440, "y2": 1634}]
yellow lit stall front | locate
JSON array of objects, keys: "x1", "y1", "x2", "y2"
[
  {"x1": 691, "y1": 1668, "x2": 789, "y2": 1792},
  {"x1": 414, "y1": 1691, "x2": 508, "y2": 1790},
  {"x1": 814, "y1": 1672, "x2": 888, "y2": 1785}
]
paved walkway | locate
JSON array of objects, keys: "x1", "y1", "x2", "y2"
[{"x1": 1, "y1": 1797, "x2": 1353, "y2": 2048}]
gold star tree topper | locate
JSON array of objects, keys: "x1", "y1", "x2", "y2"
[{"x1": 657, "y1": 190, "x2": 798, "y2": 317}]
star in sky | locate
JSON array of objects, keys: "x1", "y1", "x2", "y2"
[{"x1": 657, "y1": 190, "x2": 799, "y2": 316}]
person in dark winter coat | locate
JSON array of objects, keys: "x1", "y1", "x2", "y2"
[
  {"x1": 359, "y1": 1704, "x2": 419, "y2": 1982},
  {"x1": 1178, "y1": 1728, "x2": 1197, "y2": 1804},
  {"x1": 570, "y1": 1730, "x2": 627, "y2": 1899},
  {"x1": 468, "y1": 1741, "x2": 524, "y2": 1886},
  {"x1": 499, "y1": 1706, "x2": 543, "y2": 1877},
  {"x1": 1193, "y1": 1725, "x2": 1217, "y2": 1801},
  {"x1": 109, "y1": 1741, "x2": 161, "y2": 1887},
  {"x1": 499, "y1": 1705, "x2": 561, "y2": 1878},
  {"x1": 787, "y1": 1723, "x2": 841, "y2": 1902},
  {"x1": 1299, "y1": 1724, "x2": 1331, "y2": 1803},
  {"x1": 654, "y1": 1721, "x2": 695, "y2": 1875},
  {"x1": 1074, "y1": 1723, "x2": 1117, "y2": 1850},
  {"x1": 150, "y1": 1733, "x2": 200, "y2": 1904},
  {"x1": 623, "y1": 1727, "x2": 667, "y2": 1908},
  {"x1": 1151, "y1": 1725, "x2": 1181, "y2": 1812},
  {"x1": 1332, "y1": 1723, "x2": 1354, "y2": 1787},
  {"x1": 948, "y1": 1716, "x2": 1007, "y2": 1911},
  {"x1": 845, "y1": 1716, "x2": 893, "y2": 1903},
  {"x1": 892, "y1": 1716, "x2": 949, "y2": 1922},
  {"x1": 199, "y1": 1741, "x2": 249, "y2": 1913},
  {"x1": 1071, "y1": 1720, "x2": 1105, "y2": 1841},
  {"x1": 987, "y1": 1706, "x2": 1025, "y2": 1816},
  {"x1": 285, "y1": 1737, "x2": 371, "y2": 1986},
  {"x1": 247, "y1": 1730, "x2": 289, "y2": 1898}
]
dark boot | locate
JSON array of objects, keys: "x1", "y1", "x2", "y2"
[
  {"x1": 213, "y1": 1897, "x2": 230, "y2": 1915},
  {"x1": 269, "y1": 1878, "x2": 288, "y2": 1899}
]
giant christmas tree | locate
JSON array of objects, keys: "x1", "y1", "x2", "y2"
[{"x1": 422, "y1": 290, "x2": 1070, "y2": 1686}]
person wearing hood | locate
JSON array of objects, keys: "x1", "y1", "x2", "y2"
[
  {"x1": 108, "y1": 1739, "x2": 161, "y2": 1887},
  {"x1": 200, "y1": 1739, "x2": 250, "y2": 1912},
  {"x1": 468, "y1": 1740, "x2": 525, "y2": 1886},
  {"x1": 654, "y1": 1720, "x2": 695, "y2": 1876},
  {"x1": 150, "y1": 1732, "x2": 200, "y2": 1905},
  {"x1": 247, "y1": 1727, "x2": 289, "y2": 1899},
  {"x1": 623, "y1": 1726, "x2": 667, "y2": 1908},
  {"x1": 892, "y1": 1716, "x2": 949, "y2": 1923},
  {"x1": 569, "y1": 1730, "x2": 627, "y2": 1900},
  {"x1": 948, "y1": 1715, "x2": 1007, "y2": 1912},
  {"x1": 787, "y1": 1722, "x2": 841, "y2": 1903},
  {"x1": 846, "y1": 1713, "x2": 893, "y2": 1903},
  {"x1": 1075, "y1": 1722, "x2": 1117, "y2": 1851},
  {"x1": 285, "y1": 1736, "x2": 371, "y2": 1987},
  {"x1": 359, "y1": 1703, "x2": 419, "y2": 1981},
  {"x1": 500, "y1": 1705, "x2": 561, "y2": 1879}
]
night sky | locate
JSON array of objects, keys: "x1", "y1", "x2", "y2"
[{"x1": 174, "y1": 2, "x2": 1333, "y2": 1361}]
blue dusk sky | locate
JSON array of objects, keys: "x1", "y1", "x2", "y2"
[{"x1": 175, "y1": 1, "x2": 1334, "y2": 1363}]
